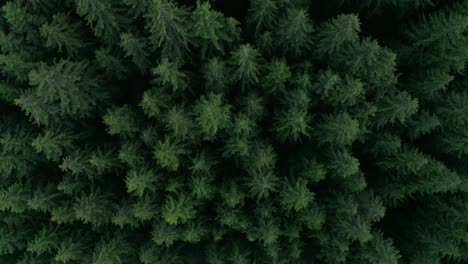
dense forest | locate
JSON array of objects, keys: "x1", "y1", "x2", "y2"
[{"x1": 0, "y1": 0, "x2": 467, "y2": 263}]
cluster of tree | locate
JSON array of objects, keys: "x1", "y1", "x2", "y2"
[{"x1": 0, "y1": 0, "x2": 467, "y2": 263}]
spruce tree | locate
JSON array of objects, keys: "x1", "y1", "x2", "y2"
[{"x1": 0, "y1": 0, "x2": 466, "y2": 263}]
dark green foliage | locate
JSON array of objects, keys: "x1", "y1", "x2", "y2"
[
  {"x1": 153, "y1": 137, "x2": 187, "y2": 171},
  {"x1": 75, "y1": 0, "x2": 121, "y2": 39},
  {"x1": 276, "y1": 8, "x2": 314, "y2": 56},
  {"x1": 273, "y1": 105, "x2": 310, "y2": 142},
  {"x1": 162, "y1": 195, "x2": 196, "y2": 225},
  {"x1": 103, "y1": 105, "x2": 139, "y2": 136},
  {"x1": 247, "y1": 0, "x2": 278, "y2": 34},
  {"x1": 120, "y1": 32, "x2": 150, "y2": 72},
  {"x1": 375, "y1": 91, "x2": 419, "y2": 128},
  {"x1": 314, "y1": 14, "x2": 360, "y2": 55},
  {"x1": 279, "y1": 178, "x2": 314, "y2": 212},
  {"x1": 315, "y1": 112, "x2": 360, "y2": 146},
  {"x1": 262, "y1": 58, "x2": 291, "y2": 94},
  {"x1": 55, "y1": 236, "x2": 89, "y2": 263},
  {"x1": 91, "y1": 235, "x2": 134, "y2": 264},
  {"x1": 191, "y1": 1, "x2": 240, "y2": 58},
  {"x1": 125, "y1": 168, "x2": 157, "y2": 197},
  {"x1": 140, "y1": 88, "x2": 170, "y2": 119},
  {"x1": 146, "y1": 0, "x2": 189, "y2": 60},
  {"x1": 401, "y1": 11, "x2": 468, "y2": 72},
  {"x1": 40, "y1": 13, "x2": 84, "y2": 56},
  {"x1": 73, "y1": 190, "x2": 113, "y2": 226},
  {"x1": 0, "y1": 0, "x2": 466, "y2": 263},
  {"x1": 194, "y1": 93, "x2": 231, "y2": 140},
  {"x1": 32, "y1": 129, "x2": 75, "y2": 162},
  {"x1": 203, "y1": 57, "x2": 230, "y2": 92},
  {"x1": 230, "y1": 44, "x2": 262, "y2": 89}
]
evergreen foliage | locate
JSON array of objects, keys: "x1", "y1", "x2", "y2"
[{"x1": 0, "y1": 0, "x2": 466, "y2": 263}]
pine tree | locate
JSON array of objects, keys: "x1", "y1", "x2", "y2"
[
  {"x1": 2, "y1": 1, "x2": 45, "y2": 41},
  {"x1": 245, "y1": 170, "x2": 278, "y2": 200},
  {"x1": 60, "y1": 150, "x2": 95, "y2": 178},
  {"x1": 220, "y1": 180, "x2": 246, "y2": 208},
  {"x1": 152, "y1": 58, "x2": 188, "y2": 93},
  {"x1": 407, "y1": 111, "x2": 440, "y2": 139},
  {"x1": 436, "y1": 92, "x2": 468, "y2": 128},
  {"x1": 14, "y1": 89, "x2": 59, "y2": 126},
  {"x1": 406, "y1": 70, "x2": 453, "y2": 101},
  {"x1": 139, "y1": 243, "x2": 182, "y2": 263},
  {"x1": 94, "y1": 48, "x2": 128, "y2": 79},
  {"x1": 194, "y1": 93, "x2": 231, "y2": 141},
  {"x1": 120, "y1": 32, "x2": 150, "y2": 72},
  {"x1": 140, "y1": 88, "x2": 170, "y2": 119},
  {"x1": 103, "y1": 105, "x2": 139, "y2": 137},
  {"x1": 146, "y1": 0, "x2": 189, "y2": 60},
  {"x1": 203, "y1": 57, "x2": 230, "y2": 93},
  {"x1": 0, "y1": 224, "x2": 26, "y2": 255},
  {"x1": 27, "y1": 60, "x2": 104, "y2": 120},
  {"x1": 247, "y1": 0, "x2": 278, "y2": 34},
  {"x1": 248, "y1": 219, "x2": 280, "y2": 246},
  {"x1": 401, "y1": 11, "x2": 468, "y2": 72},
  {"x1": 273, "y1": 106, "x2": 311, "y2": 142},
  {"x1": 75, "y1": 0, "x2": 121, "y2": 40},
  {"x1": 27, "y1": 183, "x2": 62, "y2": 212},
  {"x1": 88, "y1": 147, "x2": 122, "y2": 174},
  {"x1": 73, "y1": 190, "x2": 113, "y2": 226},
  {"x1": 32, "y1": 129, "x2": 75, "y2": 162},
  {"x1": 153, "y1": 137, "x2": 187, "y2": 172},
  {"x1": 40, "y1": 13, "x2": 84, "y2": 56},
  {"x1": 230, "y1": 44, "x2": 262, "y2": 89},
  {"x1": 125, "y1": 168, "x2": 157, "y2": 197},
  {"x1": 27, "y1": 225, "x2": 62, "y2": 255},
  {"x1": 164, "y1": 105, "x2": 193, "y2": 140},
  {"x1": 314, "y1": 14, "x2": 361, "y2": 55},
  {"x1": 55, "y1": 237, "x2": 89, "y2": 263},
  {"x1": 0, "y1": 183, "x2": 30, "y2": 213},
  {"x1": 276, "y1": 8, "x2": 314, "y2": 56},
  {"x1": 314, "y1": 112, "x2": 360, "y2": 146},
  {"x1": 332, "y1": 38, "x2": 397, "y2": 90},
  {"x1": 132, "y1": 194, "x2": 157, "y2": 221},
  {"x1": 91, "y1": 235, "x2": 133, "y2": 264},
  {"x1": 0, "y1": 123, "x2": 39, "y2": 178},
  {"x1": 374, "y1": 91, "x2": 419, "y2": 128},
  {"x1": 279, "y1": 178, "x2": 314, "y2": 212},
  {"x1": 325, "y1": 148, "x2": 360, "y2": 179},
  {"x1": 243, "y1": 141, "x2": 277, "y2": 173},
  {"x1": 162, "y1": 194, "x2": 196, "y2": 225},
  {"x1": 191, "y1": 1, "x2": 227, "y2": 57},
  {"x1": 262, "y1": 58, "x2": 291, "y2": 94},
  {"x1": 122, "y1": 0, "x2": 150, "y2": 18},
  {"x1": 313, "y1": 71, "x2": 364, "y2": 107},
  {"x1": 191, "y1": 174, "x2": 215, "y2": 201}
]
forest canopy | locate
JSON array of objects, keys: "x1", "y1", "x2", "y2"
[{"x1": 0, "y1": 0, "x2": 467, "y2": 263}]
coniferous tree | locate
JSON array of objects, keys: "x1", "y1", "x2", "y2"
[
  {"x1": 315, "y1": 112, "x2": 360, "y2": 146},
  {"x1": 153, "y1": 137, "x2": 187, "y2": 172},
  {"x1": 103, "y1": 105, "x2": 139, "y2": 137},
  {"x1": 0, "y1": 0, "x2": 466, "y2": 263},
  {"x1": 152, "y1": 58, "x2": 188, "y2": 93},
  {"x1": 230, "y1": 44, "x2": 262, "y2": 89},
  {"x1": 314, "y1": 14, "x2": 360, "y2": 55},
  {"x1": 120, "y1": 32, "x2": 150, "y2": 72},
  {"x1": 75, "y1": 0, "x2": 121, "y2": 40},
  {"x1": 146, "y1": 0, "x2": 189, "y2": 60},
  {"x1": 40, "y1": 13, "x2": 84, "y2": 56},
  {"x1": 194, "y1": 93, "x2": 231, "y2": 141},
  {"x1": 247, "y1": 0, "x2": 278, "y2": 34},
  {"x1": 276, "y1": 8, "x2": 313, "y2": 56}
]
